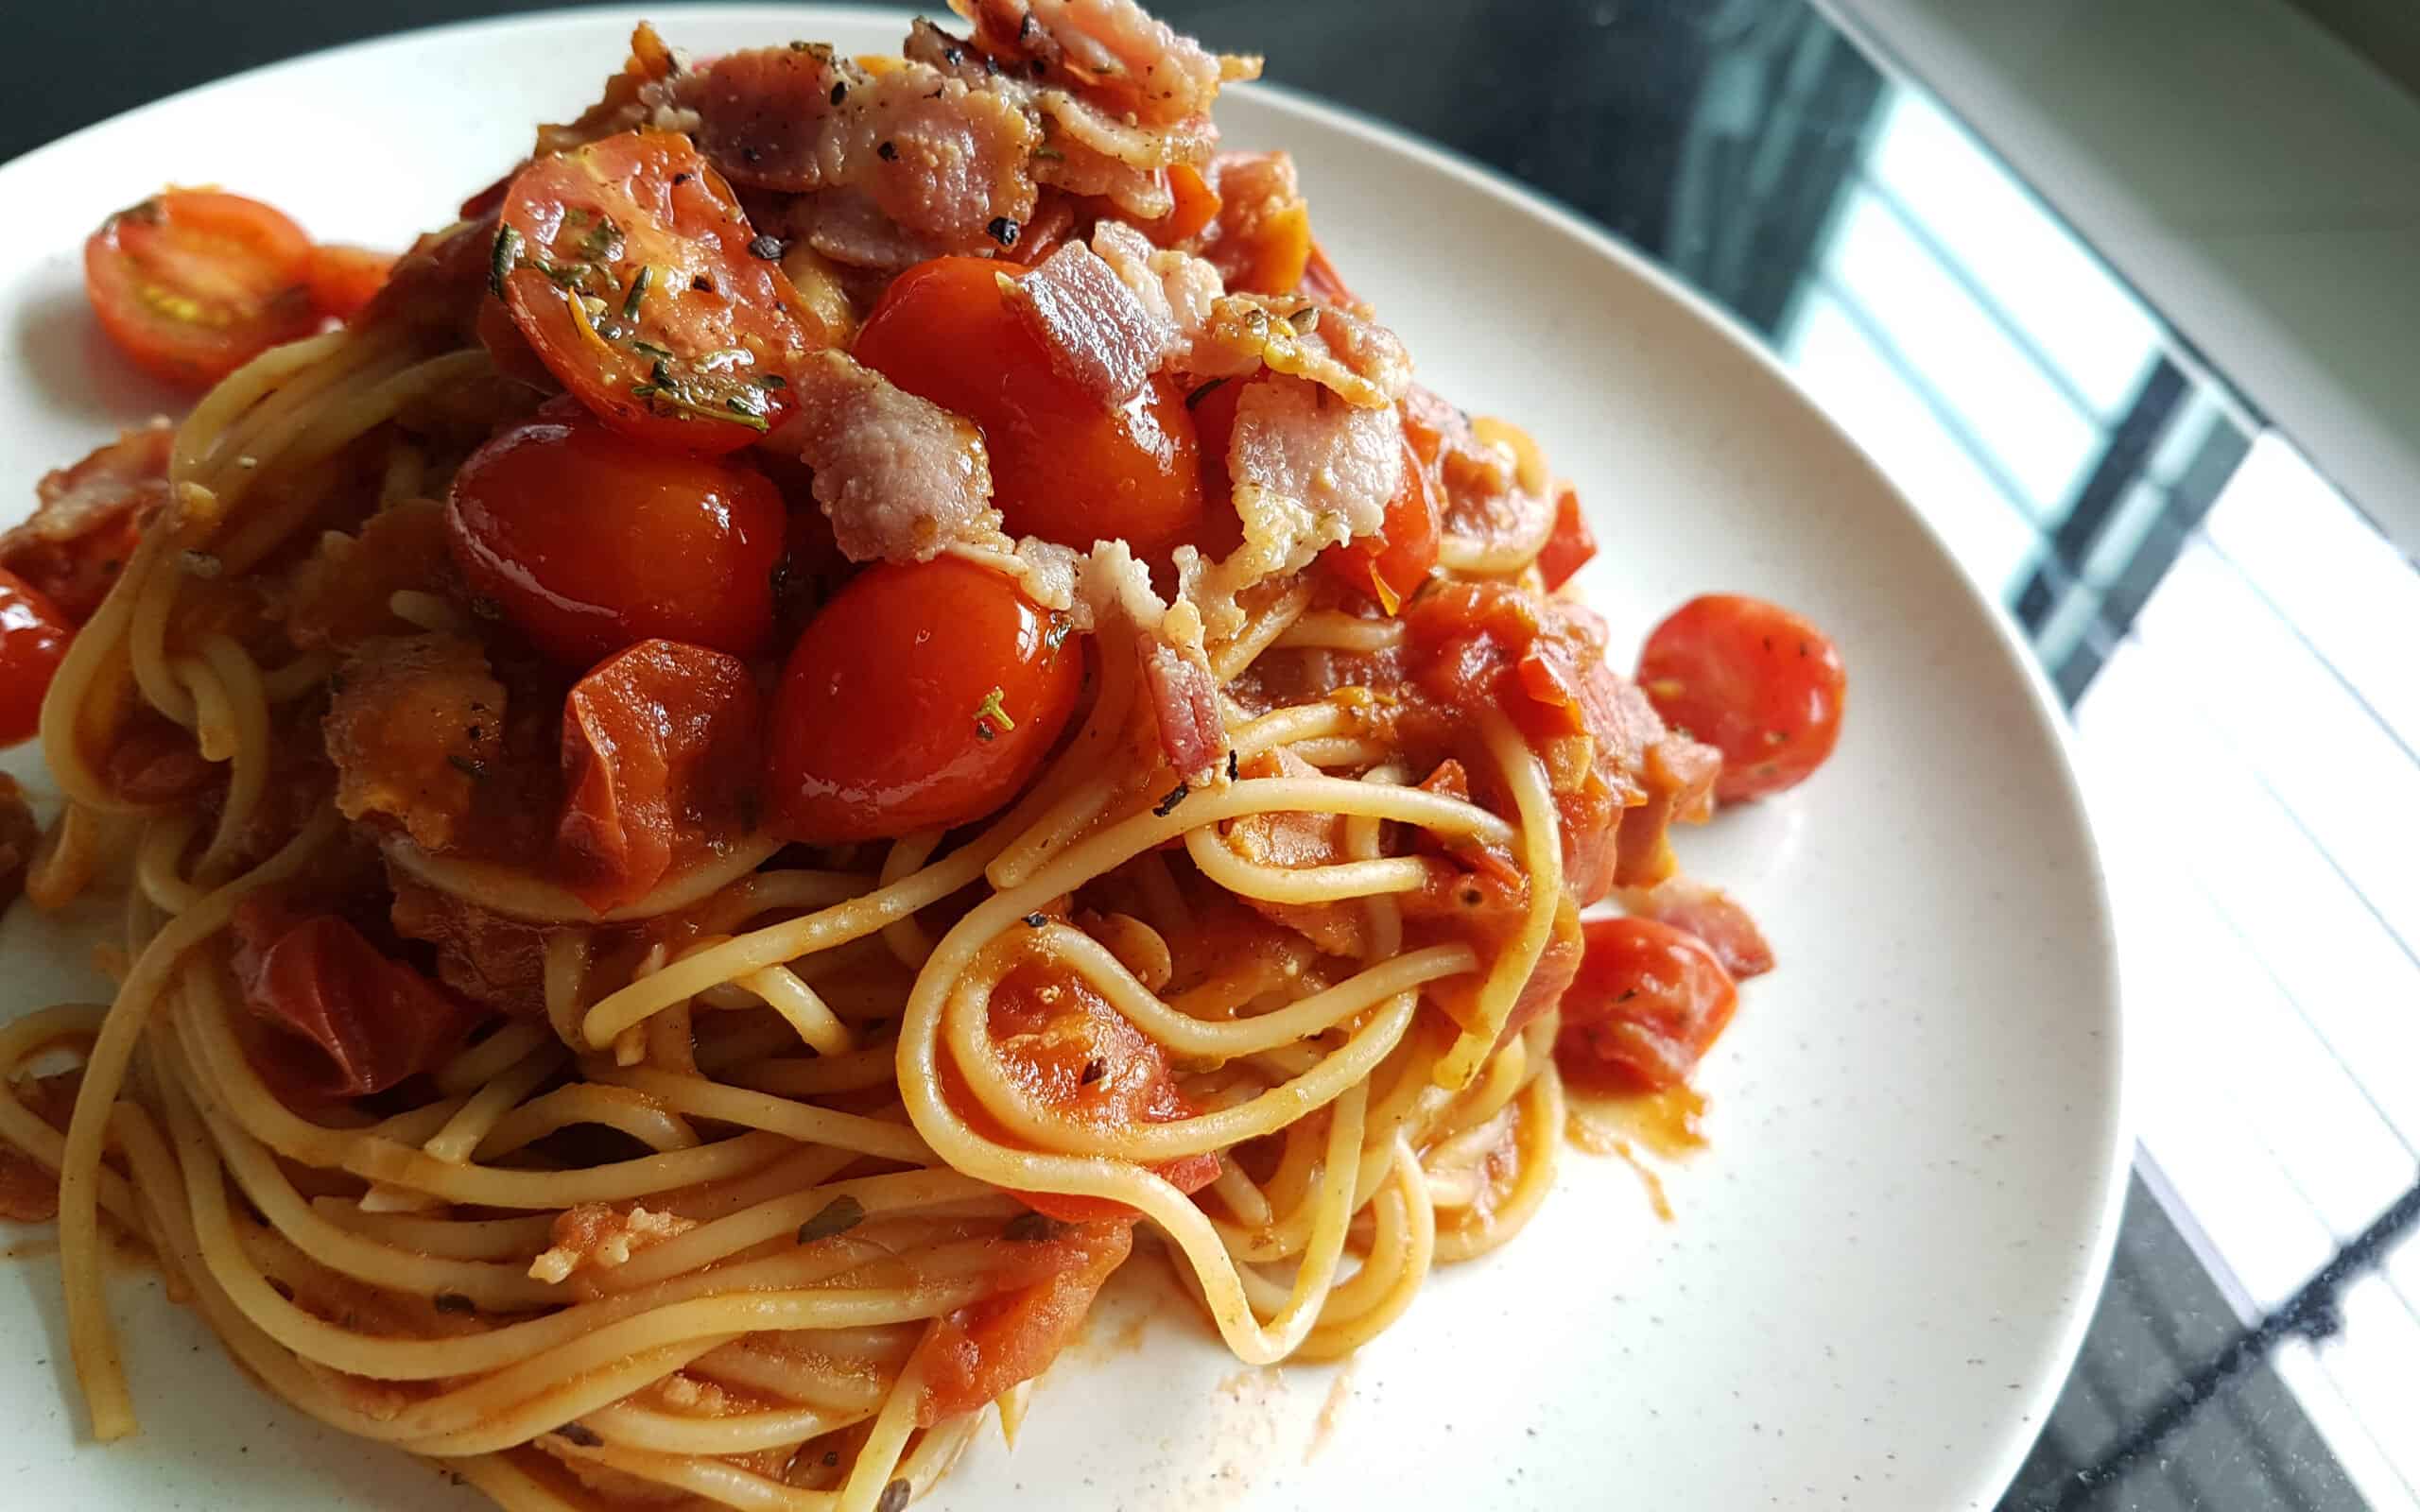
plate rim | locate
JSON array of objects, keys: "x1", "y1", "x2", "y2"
[{"x1": 2, "y1": 6, "x2": 2131, "y2": 1504}]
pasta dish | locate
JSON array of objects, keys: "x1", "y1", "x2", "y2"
[{"x1": 0, "y1": 4, "x2": 1846, "y2": 1508}]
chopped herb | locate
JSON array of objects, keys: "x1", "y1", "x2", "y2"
[
  {"x1": 876, "y1": 1480, "x2": 912, "y2": 1512},
  {"x1": 574, "y1": 213, "x2": 623, "y2": 264},
  {"x1": 1001, "y1": 1211, "x2": 1065, "y2": 1243},
  {"x1": 620, "y1": 263, "x2": 653, "y2": 320},
  {"x1": 1226, "y1": 747, "x2": 1239, "y2": 782},
  {"x1": 553, "y1": 1422, "x2": 602, "y2": 1449},
  {"x1": 973, "y1": 686, "x2": 1016, "y2": 741},
  {"x1": 489, "y1": 225, "x2": 523, "y2": 298},
  {"x1": 1031, "y1": 146, "x2": 1065, "y2": 162},
  {"x1": 1022, "y1": 912, "x2": 1049, "y2": 928},
  {"x1": 796, "y1": 1194, "x2": 866, "y2": 1245},
  {"x1": 178, "y1": 550, "x2": 223, "y2": 578},
  {"x1": 691, "y1": 272, "x2": 715, "y2": 292},
  {"x1": 789, "y1": 39, "x2": 815, "y2": 52},
  {"x1": 829, "y1": 81, "x2": 849, "y2": 105},
  {"x1": 1288, "y1": 306, "x2": 1321, "y2": 334},
  {"x1": 447, "y1": 755, "x2": 489, "y2": 781},
  {"x1": 747, "y1": 232, "x2": 784, "y2": 261},
  {"x1": 1617, "y1": 988, "x2": 1637, "y2": 1002},
  {"x1": 877, "y1": 140, "x2": 899, "y2": 162},
  {"x1": 1184, "y1": 377, "x2": 1226, "y2": 409},
  {"x1": 433, "y1": 1292, "x2": 475, "y2": 1314},
  {"x1": 631, "y1": 338, "x2": 675, "y2": 360},
  {"x1": 759, "y1": 373, "x2": 787, "y2": 389},
  {"x1": 1152, "y1": 782, "x2": 1190, "y2": 816},
  {"x1": 987, "y1": 216, "x2": 1020, "y2": 248},
  {"x1": 1080, "y1": 1058, "x2": 1106, "y2": 1086},
  {"x1": 671, "y1": 171, "x2": 693, "y2": 185}
]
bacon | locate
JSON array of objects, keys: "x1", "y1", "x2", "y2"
[
  {"x1": 1144, "y1": 641, "x2": 1223, "y2": 782},
  {"x1": 1623, "y1": 878, "x2": 1774, "y2": 980},
  {"x1": 951, "y1": 0, "x2": 1256, "y2": 127},
  {"x1": 231, "y1": 894, "x2": 486, "y2": 1102},
  {"x1": 1007, "y1": 241, "x2": 1161, "y2": 406},
  {"x1": 775, "y1": 187, "x2": 946, "y2": 272},
  {"x1": 1088, "y1": 220, "x2": 1226, "y2": 371},
  {"x1": 782, "y1": 351, "x2": 1002, "y2": 563},
  {"x1": 389, "y1": 872, "x2": 552, "y2": 1017},
  {"x1": 282, "y1": 499, "x2": 455, "y2": 650},
  {"x1": 323, "y1": 634, "x2": 508, "y2": 853},
  {"x1": 660, "y1": 48, "x2": 1040, "y2": 250},
  {"x1": 1229, "y1": 374, "x2": 1402, "y2": 542},
  {"x1": 3, "y1": 422, "x2": 172, "y2": 624},
  {"x1": 1075, "y1": 541, "x2": 1226, "y2": 782}
]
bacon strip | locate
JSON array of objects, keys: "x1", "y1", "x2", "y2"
[
  {"x1": 783, "y1": 351, "x2": 1002, "y2": 563},
  {"x1": 1007, "y1": 241, "x2": 1161, "y2": 406}
]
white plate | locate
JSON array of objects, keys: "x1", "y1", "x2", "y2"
[{"x1": 0, "y1": 8, "x2": 2126, "y2": 1508}]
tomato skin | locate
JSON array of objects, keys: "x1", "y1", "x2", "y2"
[
  {"x1": 852, "y1": 256, "x2": 1206, "y2": 561},
  {"x1": 1637, "y1": 593, "x2": 1845, "y2": 802},
  {"x1": 1318, "y1": 437, "x2": 1436, "y2": 612},
  {"x1": 230, "y1": 894, "x2": 485, "y2": 1104},
  {"x1": 445, "y1": 404, "x2": 786, "y2": 667},
  {"x1": 910, "y1": 1218, "x2": 1132, "y2": 1426},
  {"x1": 499, "y1": 130, "x2": 819, "y2": 455},
  {"x1": 1535, "y1": 484, "x2": 1598, "y2": 591},
  {"x1": 305, "y1": 244, "x2": 395, "y2": 321},
  {"x1": 83, "y1": 191, "x2": 318, "y2": 387},
  {"x1": 557, "y1": 640, "x2": 764, "y2": 915},
  {"x1": 0, "y1": 570, "x2": 73, "y2": 747},
  {"x1": 1553, "y1": 916, "x2": 1739, "y2": 1092},
  {"x1": 765, "y1": 558, "x2": 1080, "y2": 844}
]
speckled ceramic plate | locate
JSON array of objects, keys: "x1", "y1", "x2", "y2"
[{"x1": 0, "y1": 8, "x2": 2125, "y2": 1507}]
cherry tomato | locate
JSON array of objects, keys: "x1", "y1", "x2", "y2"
[
  {"x1": 1637, "y1": 593, "x2": 1845, "y2": 802},
  {"x1": 83, "y1": 190, "x2": 318, "y2": 387},
  {"x1": 230, "y1": 893, "x2": 485, "y2": 1103},
  {"x1": 852, "y1": 256, "x2": 1206, "y2": 561},
  {"x1": 911, "y1": 1218, "x2": 1132, "y2": 1426},
  {"x1": 1535, "y1": 484, "x2": 1598, "y2": 591},
  {"x1": 1318, "y1": 437, "x2": 1436, "y2": 612},
  {"x1": 0, "y1": 570, "x2": 73, "y2": 747},
  {"x1": 1553, "y1": 916, "x2": 1738, "y2": 1093},
  {"x1": 766, "y1": 557, "x2": 1081, "y2": 843},
  {"x1": 498, "y1": 130, "x2": 824, "y2": 454},
  {"x1": 445, "y1": 405, "x2": 786, "y2": 667},
  {"x1": 305, "y1": 244, "x2": 395, "y2": 322}
]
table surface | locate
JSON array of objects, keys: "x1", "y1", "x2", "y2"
[{"x1": 9, "y1": 4, "x2": 2414, "y2": 1510}]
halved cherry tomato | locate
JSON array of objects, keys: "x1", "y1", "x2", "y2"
[
  {"x1": 1553, "y1": 916, "x2": 1738, "y2": 1093},
  {"x1": 0, "y1": 570, "x2": 73, "y2": 747},
  {"x1": 1637, "y1": 593, "x2": 1845, "y2": 802},
  {"x1": 1318, "y1": 437, "x2": 1436, "y2": 613},
  {"x1": 852, "y1": 256, "x2": 1206, "y2": 561},
  {"x1": 445, "y1": 404, "x2": 786, "y2": 667},
  {"x1": 230, "y1": 894, "x2": 486, "y2": 1104},
  {"x1": 305, "y1": 244, "x2": 396, "y2": 322},
  {"x1": 498, "y1": 130, "x2": 823, "y2": 454},
  {"x1": 1535, "y1": 484, "x2": 1598, "y2": 591},
  {"x1": 766, "y1": 557, "x2": 1081, "y2": 843},
  {"x1": 83, "y1": 190, "x2": 318, "y2": 387}
]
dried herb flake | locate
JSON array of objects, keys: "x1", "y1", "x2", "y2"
[{"x1": 797, "y1": 1194, "x2": 867, "y2": 1245}]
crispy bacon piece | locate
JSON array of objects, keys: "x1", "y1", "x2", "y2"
[
  {"x1": 1006, "y1": 240, "x2": 1161, "y2": 407},
  {"x1": 231, "y1": 894, "x2": 486, "y2": 1102},
  {"x1": 324, "y1": 634, "x2": 508, "y2": 853},
  {"x1": 3, "y1": 422, "x2": 172, "y2": 624},
  {"x1": 782, "y1": 351, "x2": 1002, "y2": 563},
  {"x1": 557, "y1": 640, "x2": 764, "y2": 916},
  {"x1": 283, "y1": 499, "x2": 455, "y2": 650},
  {"x1": 1142, "y1": 640, "x2": 1223, "y2": 783},
  {"x1": 951, "y1": 0, "x2": 1255, "y2": 127},
  {"x1": 389, "y1": 871, "x2": 552, "y2": 1017},
  {"x1": 1228, "y1": 375, "x2": 1403, "y2": 545}
]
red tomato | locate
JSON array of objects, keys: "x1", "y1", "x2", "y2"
[
  {"x1": 305, "y1": 244, "x2": 395, "y2": 321},
  {"x1": 445, "y1": 405, "x2": 786, "y2": 666},
  {"x1": 1535, "y1": 484, "x2": 1598, "y2": 591},
  {"x1": 498, "y1": 130, "x2": 823, "y2": 454},
  {"x1": 1318, "y1": 437, "x2": 1436, "y2": 612},
  {"x1": 1145, "y1": 162, "x2": 1222, "y2": 246},
  {"x1": 0, "y1": 570, "x2": 73, "y2": 747},
  {"x1": 82, "y1": 190, "x2": 318, "y2": 387},
  {"x1": 230, "y1": 895, "x2": 486, "y2": 1103},
  {"x1": 1637, "y1": 593, "x2": 1845, "y2": 801},
  {"x1": 1553, "y1": 916, "x2": 1739, "y2": 1092},
  {"x1": 765, "y1": 558, "x2": 1081, "y2": 843},
  {"x1": 911, "y1": 1217, "x2": 1132, "y2": 1426},
  {"x1": 970, "y1": 957, "x2": 1219, "y2": 1223},
  {"x1": 557, "y1": 640, "x2": 764, "y2": 915},
  {"x1": 852, "y1": 256, "x2": 1206, "y2": 561}
]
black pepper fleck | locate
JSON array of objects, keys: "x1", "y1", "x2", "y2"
[
  {"x1": 877, "y1": 140, "x2": 898, "y2": 161},
  {"x1": 987, "y1": 217, "x2": 1020, "y2": 247},
  {"x1": 747, "y1": 232, "x2": 784, "y2": 260}
]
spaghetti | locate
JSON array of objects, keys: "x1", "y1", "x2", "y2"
[{"x1": 0, "y1": 3, "x2": 1846, "y2": 1508}]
